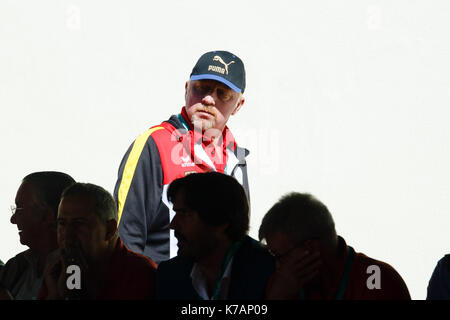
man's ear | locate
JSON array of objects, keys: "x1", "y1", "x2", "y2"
[
  {"x1": 185, "y1": 81, "x2": 189, "y2": 100},
  {"x1": 215, "y1": 223, "x2": 230, "y2": 238},
  {"x1": 105, "y1": 219, "x2": 118, "y2": 241},
  {"x1": 42, "y1": 206, "x2": 55, "y2": 223},
  {"x1": 40, "y1": 206, "x2": 58, "y2": 231},
  {"x1": 231, "y1": 96, "x2": 245, "y2": 115}
]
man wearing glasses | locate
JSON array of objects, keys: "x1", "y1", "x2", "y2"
[
  {"x1": 259, "y1": 192, "x2": 411, "y2": 300},
  {"x1": 113, "y1": 51, "x2": 249, "y2": 264},
  {"x1": 0, "y1": 172, "x2": 75, "y2": 300}
]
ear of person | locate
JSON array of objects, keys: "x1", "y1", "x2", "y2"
[
  {"x1": 231, "y1": 97, "x2": 245, "y2": 115},
  {"x1": 105, "y1": 219, "x2": 118, "y2": 241}
]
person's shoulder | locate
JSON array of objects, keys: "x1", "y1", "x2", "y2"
[
  {"x1": 118, "y1": 241, "x2": 157, "y2": 271},
  {"x1": 431, "y1": 254, "x2": 450, "y2": 276},
  {"x1": 437, "y1": 254, "x2": 450, "y2": 267},
  {"x1": 0, "y1": 249, "x2": 33, "y2": 285},
  {"x1": 354, "y1": 250, "x2": 410, "y2": 292},
  {"x1": 427, "y1": 253, "x2": 450, "y2": 300},
  {"x1": 14, "y1": 249, "x2": 32, "y2": 259},
  {"x1": 227, "y1": 236, "x2": 275, "y2": 299},
  {"x1": 155, "y1": 256, "x2": 197, "y2": 299},
  {"x1": 3, "y1": 249, "x2": 32, "y2": 268},
  {"x1": 236, "y1": 236, "x2": 275, "y2": 268},
  {"x1": 129, "y1": 114, "x2": 178, "y2": 140},
  {"x1": 128, "y1": 250, "x2": 158, "y2": 269},
  {"x1": 352, "y1": 249, "x2": 405, "y2": 281},
  {"x1": 346, "y1": 247, "x2": 411, "y2": 299},
  {"x1": 354, "y1": 250, "x2": 398, "y2": 271},
  {"x1": 138, "y1": 117, "x2": 186, "y2": 145},
  {"x1": 155, "y1": 256, "x2": 193, "y2": 290},
  {"x1": 135, "y1": 124, "x2": 169, "y2": 141},
  {"x1": 240, "y1": 236, "x2": 270, "y2": 254},
  {"x1": 157, "y1": 256, "x2": 192, "y2": 273}
]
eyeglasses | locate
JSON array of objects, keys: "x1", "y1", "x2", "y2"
[
  {"x1": 191, "y1": 82, "x2": 236, "y2": 102},
  {"x1": 268, "y1": 245, "x2": 300, "y2": 261},
  {"x1": 267, "y1": 237, "x2": 317, "y2": 261},
  {"x1": 10, "y1": 204, "x2": 24, "y2": 215}
]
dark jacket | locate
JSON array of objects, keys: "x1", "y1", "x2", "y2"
[
  {"x1": 427, "y1": 254, "x2": 450, "y2": 300},
  {"x1": 155, "y1": 236, "x2": 275, "y2": 300}
]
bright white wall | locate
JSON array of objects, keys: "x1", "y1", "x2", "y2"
[{"x1": 1, "y1": 0, "x2": 449, "y2": 299}]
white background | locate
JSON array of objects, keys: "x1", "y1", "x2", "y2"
[{"x1": 1, "y1": 0, "x2": 449, "y2": 299}]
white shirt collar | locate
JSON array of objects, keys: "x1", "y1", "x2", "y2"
[{"x1": 190, "y1": 257, "x2": 234, "y2": 300}]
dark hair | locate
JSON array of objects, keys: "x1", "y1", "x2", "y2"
[
  {"x1": 258, "y1": 192, "x2": 337, "y2": 246},
  {"x1": 167, "y1": 172, "x2": 249, "y2": 241},
  {"x1": 22, "y1": 171, "x2": 75, "y2": 220},
  {"x1": 61, "y1": 182, "x2": 117, "y2": 222}
]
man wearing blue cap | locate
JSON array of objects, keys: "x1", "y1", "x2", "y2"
[{"x1": 113, "y1": 51, "x2": 249, "y2": 264}]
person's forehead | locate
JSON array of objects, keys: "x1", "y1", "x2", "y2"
[
  {"x1": 172, "y1": 189, "x2": 188, "y2": 209},
  {"x1": 266, "y1": 231, "x2": 294, "y2": 250},
  {"x1": 58, "y1": 195, "x2": 94, "y2": 219},
  {"x1": 15, "y1": 181, "x2": 38, "y2": 204}
]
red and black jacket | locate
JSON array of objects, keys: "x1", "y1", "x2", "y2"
[{"x1": 113, "y1": 111, "x2": 250, "y2": 264}]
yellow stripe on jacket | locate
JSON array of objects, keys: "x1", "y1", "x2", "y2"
[{"x1": 117, "y1": 126, "x2": 164, "y2": 224}]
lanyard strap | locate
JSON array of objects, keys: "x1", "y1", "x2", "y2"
[
  {"x1": 334, "y1": 245, "x2": 355, "y2": 300},
  {"x1": 211, "y1": 240, "x2": 242, "y2": 300},
  {"x1": 196, "y1": 240, "x2": 242, "y2": 300},
  {"x1": 298, "y1": 245, "x2": 355, "y2": 300}
]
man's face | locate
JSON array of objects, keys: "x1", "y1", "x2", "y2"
[
  {"x1": 56, "y1": 195, "x2": 108, "y2": 265},
  {"x1": 185, "y1": 79, "x2": 244, "y2": 133},
  {"x1": 266, "y1": 231, "x2": 322, "y2": 271},
  {"x1": 169, "y1": 189, "x2": 220, "y2": 261},
  {"x1": 11, "y1": 182, "x2": 48, "y2": 248},
  {"x1": 265, "y1": 231, "x2": 322, "y2": 296},
  {"x1": 265, "y1": 231, "x2": 297, "y2": 262},
  {"x1": 266, "y1": 231, "x2": 319, "y2": 263}
]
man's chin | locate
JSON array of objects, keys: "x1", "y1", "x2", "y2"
[
  {"x1": 176, "y1": 248, "x2": 190, "y2": 259},
  {"x1": 18, "y1": 235, "x2": 28, "y2": 247},
  {"x1": 191, "y1": 117, "x2": 215, "y2": 132},
  {"x1": 176, "y1": 245, "x2": 195, "y2": 260}
]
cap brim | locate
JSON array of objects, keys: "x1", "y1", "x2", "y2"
[{"x1": 190, "y1": 74, "x2": 242, "y2": 93}]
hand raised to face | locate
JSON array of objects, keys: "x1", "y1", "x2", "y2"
[
  {"x1": 268, "y1": 247, "x2": 322, "y2": 299},
  {"x1": 43, "y1": 244, "x2": 89, "y2": 300}
]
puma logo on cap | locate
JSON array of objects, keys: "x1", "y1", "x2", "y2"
[{"x1": 208, "y1": 55, "x2": 235, "y2": 75}]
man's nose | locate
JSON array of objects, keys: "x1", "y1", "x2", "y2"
[
  {"x1": 10, "y1": 213, "x2": 17, "y2": 225},
  {"x1": 58, "y1": 223, "x2": 77, "y2": 241},
  {"x1": 201, "y1": 94, "x2": 215, "y2": 106},
  {"x1": 169, "y1": 214, "x2": 179, "y2": 230},
  {"x1": 66, "y1": 224, "x2": 78, "y2": 239}
]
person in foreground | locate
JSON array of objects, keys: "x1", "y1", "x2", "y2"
[
  {"x1": 39, "y1": 183, "x2": 157, "y2": 299},
  {"x1": 156, "y1": 172, "x2": 275, "y2": 300},
  {"x1": 427, "y1": 254, "x2": 450, "y2": 299},
  {"x1": 259, "y1": 192, "x2": 411, "y2": 300},
  {"x1": 0, "y1": 171, "x2": 75, "y2": 300}
]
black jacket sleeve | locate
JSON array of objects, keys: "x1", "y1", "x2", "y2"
[{"x1": 113, "y1": 135, "x2": 164, "y2": 259}]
